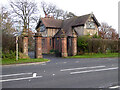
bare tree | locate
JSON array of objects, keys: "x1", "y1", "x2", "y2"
[
  {"x1": 41, "y1": 1, "x2": 56, "y2": 16},
  {"x1": 0, "y1": 6, "x2": 15, "y2": 34},
  {"x1": 99, "y1": 22, "x2": 119, "y2": 40},
  {"x1": 10, "y1": 0, "x2": 38, "y2": 33},
  {"x1": 40, "y1": 1, "x2": 76, "y2": 19},
  {"x1": 63, "y1": 11, "x2": 76, "y2": 19},
  {"x1": 66, "y1": 12, "x2": 76, "y2": 18},
  {"x1": 10, "y1": 0, "x2": 39, "y2": 51},
  {"x1": 53, "y1": 9, "x2": 64, "y2": 19}
]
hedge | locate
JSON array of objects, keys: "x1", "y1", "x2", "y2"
[{"x1": 77, "y1": 36, "x2": 118, "y2": 54}]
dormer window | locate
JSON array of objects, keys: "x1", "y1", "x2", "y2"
[
  {"x1": 40, "y1": 25, "x2": 45, "y2": 32},
  {"x1": 86, "y1": 21, "x2": 95, "y2": 29}
]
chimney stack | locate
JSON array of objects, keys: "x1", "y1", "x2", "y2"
[{"x1": 45, "y1": 14, "x2": 48, "y2": 18}]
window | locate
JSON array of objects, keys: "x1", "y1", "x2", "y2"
[
  {"x1": 86, "y1": 22, "x2": 95, "y2": 29},
  {"x1": 50, "y1": 39, "x2": 52, "y2": 46},
  {"x1": 40, "y1": 25, "x2": 45, "y2": 32}
]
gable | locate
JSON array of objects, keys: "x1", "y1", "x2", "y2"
[{"x1": 85, "y1": 17, "x2": 96, "y2": 29}]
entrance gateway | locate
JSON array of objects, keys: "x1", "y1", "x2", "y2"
[{"x1": 22, "y1": 29, "x2": 77, "y2": 58}]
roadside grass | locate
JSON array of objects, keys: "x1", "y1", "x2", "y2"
[
  {"x1": 1, "y1": 58, "x2": 50, "y2": 65},
  {"x1": 68, "y1": 53, "x2": 119, "y2": 58}
]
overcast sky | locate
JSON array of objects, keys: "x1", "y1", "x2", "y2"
[{"x1": 1, "y1": 0, "x2": 119, "y2": 33}]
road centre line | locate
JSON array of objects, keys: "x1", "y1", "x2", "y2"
[
  {"x1": 75, "y1": 61, "x2": 79, "y2": 63},
  {"x1": 0, "y1": 73, "x2": 33, "y2": 77},
  {"x1": 60, "y1": 65, "x2": 106, "y2": 72},
  {"x1": 70, "y1": 67, "x2": 118, "y2": 74},
  {"x1": 0, "y1": 76, "x2": 43, "y2": 83},
  {"x1": 63, "y1": 62, "x2": 67, "y2": 64}
]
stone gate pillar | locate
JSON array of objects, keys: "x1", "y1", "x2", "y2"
[
  {"x1": 35, "y1": 33, "x2": 43, "y2": 58},
  {"x1": 23, "y1": 36, "x2": 28, "y2": 56},
  {"x1": 22, "y1": 30, "x2": 28, "y2": 56},
  {"x1": 71, "y1": 36, "x2": 77, "y2": 56},
  {"x1": 61, "y1": 30, "x2": 68, "y2": 57},
  {"x1": 71, "y1": 31, "x2": 77, "y2": 56}
]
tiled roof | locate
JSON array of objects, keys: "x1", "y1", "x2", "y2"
[
  {"x1": 36, "y1": 13, "x2": 100, "y2": 37},
  {"x1": 36, "y1": 17, "x2": 62, "y2": 29},
  {"x1": 55, "y1": 14, "x2": 91, "y2": 37}
]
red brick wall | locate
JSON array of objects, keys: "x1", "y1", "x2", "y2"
[
  {"x1": 41, "y1": 36, "x2": 77, "y2": 57},
  {"x1": 42, "y1": 37, "x2": 53, "y2": 53}
]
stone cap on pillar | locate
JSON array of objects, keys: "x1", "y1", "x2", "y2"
[
  {"x1": 72, "y1": 30, "x2": 77, "y2": 38},
  {"x1": 34, "y1": 32, "x2": 42, "y2": 37},
  {"x1": 61, "y1": 29, "x2": 67, "y2": 38},
  {"x1": 21, "y1": 29, "x2": 28, "y2": 37}
]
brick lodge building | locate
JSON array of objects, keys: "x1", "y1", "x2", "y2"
[{"x1": 35, "y1": 13, "x2": 100, "y2": 57}]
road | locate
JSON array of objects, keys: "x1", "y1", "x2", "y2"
[{"x1": 1, "y1": 54, "x2": 119, "y2": 88}]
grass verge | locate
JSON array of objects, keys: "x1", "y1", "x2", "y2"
[
  {"x1": 1, "y1": 58, "x2": 50, "y2": 65},
  {"x1": 68, "y1": 53, "x2": 119, "y2": 58}
]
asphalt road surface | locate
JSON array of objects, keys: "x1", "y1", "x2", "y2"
[{"x1": 1, "y1": 54, "x2": 119, "y2": 89}]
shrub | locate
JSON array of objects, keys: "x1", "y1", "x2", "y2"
[
  {"x1": 77, "y1": 37, "x2": 118, "y2": 54},
  {"x1": 54, "y1": 50, "x2": 61, "y2": 57},
  {"x1": 19, "y1": 52, "x2": 30, "y2": 59},
  {"x1": 77, "y1": 51, "x2": 84, "y2": 55},
  {"x1": 77, "y1": 36, "x2": 90, "y2": 53},
  {"x1": 49, "y1": 49, "x2": 55, "y2": 54},
  {"x1": 2, "y1": 50, "x2": 16, "y2": 59},
  {"x1": 2, "y1": 32, "x2": 16, "y2": 53},
  {"x1": 87, "y1": 39, "x2": 118, "y2": 54},
  {"x1": 92, "y1": 33, "x2": 101, "y2": 39}
]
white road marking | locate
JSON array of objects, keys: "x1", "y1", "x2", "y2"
[
  {"x1": 60, "y1": 65, "x2": 106, "y2": 72},
  {"x1": 0, "y1": 72, "x2": 32, "y2": 77},
  {"x1": 75, "y1": 61, "x2": 79, "y2": 63},
  {"x1": 63, "y1": 62, "x2": 67, "y2": 64},
  {"x1": 109, "y1": 85, "x2": 120, "y2": 89},
  {"x1": 0, "y1": 76, "x2": 43, "y2": 83},
  {"x1": 70, "y1": 67, "x2": 118, "y2": 74}
]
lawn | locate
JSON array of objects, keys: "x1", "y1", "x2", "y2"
[
  {"x1": 68, "y1": 53, "x2": 119, "y2": 58},
  {"x1": 1, "y1": 58, "x2": 50, "y2": 65}
]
